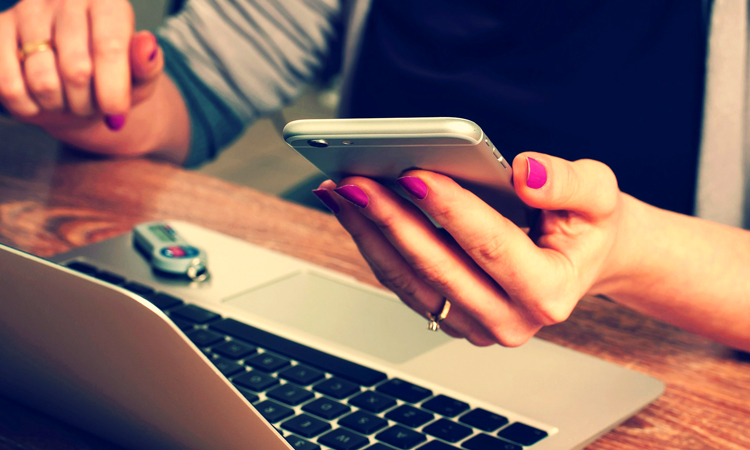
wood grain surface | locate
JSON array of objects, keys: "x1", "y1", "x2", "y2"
[{"x1": 0, "y1": 126, "x2": 748, "y2": 450}]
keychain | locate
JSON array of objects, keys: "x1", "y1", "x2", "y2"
[{"x1": 133, "y1": 222, "x2": 208, "y2": 281}]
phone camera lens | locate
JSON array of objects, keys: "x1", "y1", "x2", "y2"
[{"x1": 308, "y1": 139, "x2": 329, "y2": 148}]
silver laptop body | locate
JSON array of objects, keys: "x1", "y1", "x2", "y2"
[{"x1": 0, "y1": 221, "x2": 664, "y2": 450}]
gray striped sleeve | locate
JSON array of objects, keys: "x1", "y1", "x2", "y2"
[{"x1": 158, "y1": 0, "x2": 342, "y2": 125}]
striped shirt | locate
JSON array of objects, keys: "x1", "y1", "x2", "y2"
[{"x1": 157, "y1": 0, "x2": 345, "y2": 166}]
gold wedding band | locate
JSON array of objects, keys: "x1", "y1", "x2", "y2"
[
  {"x1": 18, "y1": 40, "x2": 55, "y2": 62},
  {"x1": 426, "y1": 298, "x2": 451, "y2": 332}
]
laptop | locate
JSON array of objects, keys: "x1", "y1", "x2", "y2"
[{"x1": 0, "y1": 220, "x2": 664, "y2": 450}]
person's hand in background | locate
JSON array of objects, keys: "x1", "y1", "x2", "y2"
[
  {"x1": 0, "y1": 0, "x2": 189, "y2": 162},
  {"x1": 316, "y1": 153, "x2": 750, "y2": 352}
]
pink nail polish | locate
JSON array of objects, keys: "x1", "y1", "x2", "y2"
[
  {"x1": 526, "y1": 157, "x2": 547, "y2": 189},
  {"x1": 397, "y1": 176, "x2": 428, "y2": 199},
  {"x1": 334, "y1": 185, "x2": 368, "y2": 208},
  {"x1": 312, "y1": 189, "x2": 340, "y2": 214},
  {"x1": 147, "y1": 32, "x2": 158, "y2": 62},
  {"x1": 104, "y1": 114, "x2": 126, "y2": 131}
]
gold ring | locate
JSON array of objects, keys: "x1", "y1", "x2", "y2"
[
  {"x1": 426, "y1": 298, "x2": 451, "y2": 332},
  {"x1": 18, "y1": 40, "x2": 55, "y2": 62}
]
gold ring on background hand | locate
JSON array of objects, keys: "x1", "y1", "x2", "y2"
[
  {"x1": 426, "y1": 298, "x2": 451, "y2": 332},
  {"x1": 17, "y1": 40, "x2": 55, "y2": 62}
]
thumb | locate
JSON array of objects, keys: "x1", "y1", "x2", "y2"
[
  {"x1": 129, "y1": 31, "x2": 164, "y2": 105},
  {"x1": 130, "y1": 30, "x2": 163, "y2": 85},
  {"x1": 512, "y1": 153, "x2": 620, "y2": 220}
]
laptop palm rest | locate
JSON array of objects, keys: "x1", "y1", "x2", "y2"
[{"x1": 222, "y1": 271, "x2": 451, "y2": 364}]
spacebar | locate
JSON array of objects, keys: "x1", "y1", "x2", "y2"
[{"x1": 211, "y1": 318, "x2": 387, "y2": 387}]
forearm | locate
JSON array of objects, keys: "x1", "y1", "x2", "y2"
[
  {"x1": 42, "y1": 74, "x2": 190, "y2": 165},
  {"x1": 599, "y1": 194, "x2": 750, "y2": 351}
]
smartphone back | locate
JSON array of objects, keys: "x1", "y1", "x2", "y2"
[{"x1": 283, "y1": 117, "x2": 533, "y2": 227}]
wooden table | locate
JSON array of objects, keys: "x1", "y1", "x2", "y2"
[{"x1": 0, "y1": 123, "x2": 748, "y2": 450}]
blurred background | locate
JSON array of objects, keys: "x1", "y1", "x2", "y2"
[{"x1": 0, "y1": 0, "x2": 336, "y2": 207}]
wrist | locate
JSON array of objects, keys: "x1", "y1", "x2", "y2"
[
  {"x1": 588, "y1": 192, "x2": 651, "y2": 299},
  {"x1": 139, "y1": 75, "x2": 190, "y2": 165}
]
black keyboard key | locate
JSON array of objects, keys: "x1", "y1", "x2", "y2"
[
  {"x1": 349, "y1": 391, "x2": 397, "y2": 413},
  {"x1": 144, "y1": 292, "x2": 184, "y2": 310},
  {"x1": 418, "y1": 442, "x2": 460, "y2": 450},
  {"x1": 232, "y1": 370, "x2": 279, "y2": 392},
  {"x1": 461, "y1": 434, "x2": 521, "y2": 450},
  {"x1": 66, "y1": 261, "x2": 98, "y2": 275},
  {"x1": 497, "y1": 423, "x2": 547, "y2": 446},
  {"x1": 185, "y1": 329, "x2": 225, "y2": 347},
  {"x1": 319, "y1": 428, "x2": 370, "y2": 450},
  {"x1": 267, "y1": 384, "x2": 314, "y2": 406},
  {"x1": 254, "y1": 400, "x2": 295, "y2": 423},
  {"x1": 171, "y1": 304, "x2": 221, "y2": 324},
  {"x1": 385, "y1": 405, "x2": 434, "y2": 428},
  {"x1": 303, "y1": 397, "x2": 351, "y2": 420},
  {"x1": 236, "y1": 386, "x2": 259, "y2": 404},
  {"x1": 280, "y1": 365, "x2": 325, "y2": 385},
  {"x1": 421, "y1": 395, "x2": 469, "y2": 418},
  {"x1": 423, "y1": 419, "x2": 473, "y2": 443},
  {"x1": 246, "y1": 352, "x2": 290, "y2": 372},
  {"x1": 458, "y1": 409, "x2": 508, "y2": 432},
  {"x1": 375, "y1": 425, "x2": 426, "y2": 449},
  {"x1": 170, "y1": 317, "x2": 195, "y2": 331},
  {"x1": 212, "y1": 340, "x2": 257, "y2": 359},
  {"x1": 211, "y1": 319, "x2": 387, "y2": 386},
  {"x1": 123, "y1": 281, "x2": 155, "y2": 296},
  {"x1": 287, "y1": 435, "x2": 322, "y2": 450},
  {"x1": 376, "y1": 379, "x2": 432, "y2": 404},
  {"x1": 339, "y1": 411, "x2": 388, "y2": 435},
  {"x1": 210, "y1": 356, "x2": 245, "y2": 377},
  {"x1": 367, "y1": 445, "x2": 398, "y2": 450},
  {"x1": 95, "y1": 270, "x2": 126, "y2": 285},
  {"x1": 281, "y1": 414, "x2": 332, "y2": 438},
  {"x1": 314, "y1": 377, "x2": 360, "y2": 399}
]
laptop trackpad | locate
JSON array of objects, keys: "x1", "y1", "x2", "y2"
[{"x1": 222, "y1": 271, "x2": 451, "y2": 364}]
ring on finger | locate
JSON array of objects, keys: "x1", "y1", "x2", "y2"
[
  {"x1": 426, "y1": 298, "x2": 451, "y2": 332},
  {"x1": 18, "y1": 40, "x2": 55, "y2": 62}
]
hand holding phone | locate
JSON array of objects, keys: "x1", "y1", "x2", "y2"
[{"x1": 283, "y1": 117, "x2": 535, "y2": 227}]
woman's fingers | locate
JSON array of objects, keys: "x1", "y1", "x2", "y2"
[
  {"x1": 315, "y1": 181, "x2": 496, "y2": 346},
  {"x1": 54, "y1": 0, "x2": 94, "y2": 116},
  {"x1": 331, "y1": 177, "x2": 542, "y2": 347},
  {"x1": 0, "y1": 13, "x2": 39, "y2": 116},
  {"x1": 90, "y1": 0, "x2": 134, "y2": 123},
  {"x1": 395, "y1": 170, "x2": 574, "y2": 326},
  {"x1": 16, "y1": 0, "x2": 64, "y2": 111}
]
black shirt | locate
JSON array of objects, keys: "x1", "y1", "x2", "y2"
[{"x1": 348, "y1": 0, "x2": 708, "y2": 214}]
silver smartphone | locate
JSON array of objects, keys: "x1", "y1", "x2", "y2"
[{"x1": 283, "y1": 117, "x2": 535, "y2": 227}]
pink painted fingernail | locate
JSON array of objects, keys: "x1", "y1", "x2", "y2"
[
  {"x1": 104, "y1": 114, "x2": 126, "y2": 131},
  {"x1": 312, "y1": 189, "x2": 340, "y2": 214},
  {"x1": 334, "y1": 185, "x2": 369, "y2": 208},
  {"x1": 147, "y1": 32, "x2": 159, "y2": 61},
  {"x1": 397, "y1": 176, "x2": 428, "y2": 199},
  {"x1": 526, "y1": 157, "x2": 547, "y2": 189}
]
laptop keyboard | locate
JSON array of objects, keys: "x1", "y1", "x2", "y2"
[{"x1": 65, "y1": 261, "x2": 550, "y2": 450}]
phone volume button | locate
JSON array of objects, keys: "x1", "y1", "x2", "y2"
[{"x1": 492, "y1": 148, "x2": 508, "y2": 168}]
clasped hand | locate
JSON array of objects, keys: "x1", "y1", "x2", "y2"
[
  {"x1": 317, "y1": 154, "x2": 625, "y2": 347},
  {"x1": 0, "y1": 0, "x2": 162, "y2": 144}
]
